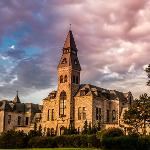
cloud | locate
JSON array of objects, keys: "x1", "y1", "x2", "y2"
[
  {"x1": 0, "y1": 0, "x2": 149, "y2": 102},
  {"x1": 9, "y1": 45, "x2": 15, "y2": 50}
]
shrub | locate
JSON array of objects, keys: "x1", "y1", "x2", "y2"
[
  {"x1": 97, "y1": 127, "x2": 124, "y2": 141},
  {"x1": 101, "y1": 136, "x2": 150, "y2": 150},
  {"x1": 88, "y1": 134, "x2": 101, "y2": 148},
  {"x1": 0, "y1": 130, "x2": 28, "y2": 149},
  {"x1": 28, "y1": 136, "x2": 57, "y2": 148}
]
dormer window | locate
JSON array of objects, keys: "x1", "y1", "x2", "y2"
[
  {"x1": 61, "y1": 58, "x2": 67, "y2": 64},
  {"x1": 80, "y1": 90, "x2": 85, "y2": 96}
]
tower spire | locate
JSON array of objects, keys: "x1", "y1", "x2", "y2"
[
  {"x1": 69, "y1": 24, "x2": 71, "y2": 31},
  {"x1": 63, "y1": 29, "x2": 77, "y2": 52},
  {"x1": 13, "y1": 90, "x2": 21, "y2": 103}
]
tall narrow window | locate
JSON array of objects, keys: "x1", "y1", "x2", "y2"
[
  {"x1": 96, "y1": 107, "x2": 101, "y2": 121},
  {"x1": 60, "y1": 75, "x2": 63, "y2": 83},
  {"x1": 106, "y1": 110, "x2": 110, "y2": 122},
  {"x1": 18, "y1": 116, "x2": 21, "y2": 126},
  {"x1": 64, "y1": 75, "x2": 67, "y2": 82},
  {"x1": 8, "y1": 115, "x2": 11, "y2": 124},
  {"x1": 78, "y1": 107, "x2": 82, "y2": 120},
  {"x1": 96, "y1": 107, "x2": 99, "y2": 120},
  {"x1": 59, "y1": 91, "x2": 67, "y2": 117},
  {"x1": 73, "y1": 76, "x2": 76, "y2": 83},
  {"x1": 51, "y1": 109, "x2": 54, "y2": 121},
  {"x1": 83, "y1": 107, "x2": 86, "y2": 120},
  {"x1": 47, "y1": 109, "x2": 50, "y2": 121},
  {"x1": 76, "y1": 76, "x2": 79, "y2": 84},
  {"x1": 25, "y1": 117, "x2": 29, "y2": 125},
  {"x1": 112, "y1": 110, "x2": 116, "y2": 122}
]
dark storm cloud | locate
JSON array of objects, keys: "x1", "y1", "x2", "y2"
[{"x1": 0, "y1": 0, "x2": 150, "y2": 102}]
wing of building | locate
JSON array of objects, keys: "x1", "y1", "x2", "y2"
[
  {"x1": 0, "y1": 92, "x2": 42, "y2": 133},
  {"x1": 41, "y1": 30, "x2": 133, "y2": 135}
]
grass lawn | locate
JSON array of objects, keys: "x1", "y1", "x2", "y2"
[{"x1": 2, "y1": 148, "x2": 101, "y2": 150}]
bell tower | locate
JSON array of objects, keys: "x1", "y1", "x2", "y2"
[{"x1": 56, "y1": 29, "x2": 81, "y2": 130}]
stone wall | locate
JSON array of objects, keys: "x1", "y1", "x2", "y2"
[{"x1": 0, "y1": 111, "x2": 4, "y2": 133}]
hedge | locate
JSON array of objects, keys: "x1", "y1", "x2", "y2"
[{"x1": 101, "y1": 136, "x2": 150, "y2": 150}]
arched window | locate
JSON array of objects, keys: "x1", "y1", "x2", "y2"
[
  {"x1": 60, "y1": 75, "x2": 63, "y2": 83},
  {"x1": 51, "y1": 128, "x2": 55, "y2": 136},
  {"x1": 61, "y1": 58, "x2": 67, "y2": 64},
  {"x1": 112, "y1": 110, "x2": 116, "y2": 122},
  {"x1": 60, "y1": 126, "x2": 65, "y2": 135},
  {"x1": 59, "y1": 91, "x2": 67, "y2": 117},
  {"x1": 64, "y1": 75, "x2": 67, "y2": 82}
]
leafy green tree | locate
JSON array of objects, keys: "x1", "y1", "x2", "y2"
[
  {"x1": 123, "y1": 94, "x2": 150, "y2": 135},
  {"x1": 145, "y1": 64, "x2": 150, "y2": 86}
]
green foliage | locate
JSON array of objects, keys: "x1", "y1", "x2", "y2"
[
  {"x1": 29, "y1": 134, "x2": 100, "y2": 148},
  {"x1": 101, "y1": 136, "x2": 150, "y2": 150},
  {"x1": 145, "y1": 64, "x2": 150, "y2": 86},
  {"x1": 97, "y1": 128, "x2": 124, "y2": 141},
  {"x1": 0, "y1": 130, "x2": 28, "y2": 149},
  {"x1": 123, "y1": 94, "x2": 150, "y2": 135},
  {"x1": 82, "y1": 120, "x2": 101, "y2": 135},
  {"x1": 28, "y1": 136, "x2": 57, "y2": 148}
]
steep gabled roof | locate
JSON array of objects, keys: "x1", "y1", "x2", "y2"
[
  {"x1": 75, "y1": 84, "x2": 130, "y2": 102},
  {"x1": 13, "y1": 91, "x2": 21, "y2": 103},
  {"x1": 63, "y1": 30, "x2": 77, "y2": 51}
]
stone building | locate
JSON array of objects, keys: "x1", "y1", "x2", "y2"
[
  {"x1": 42, "y1": 30, "x2": 133, "y2": 135},
  {"x1": 0, "y1": 91, "x2": 42, "y2": 133}
]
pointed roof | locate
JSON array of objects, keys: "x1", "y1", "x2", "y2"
[
  {"x1": 63, "y1": 30, "x2": 77, "y2": 51},
  {"x1": 13, "y1": 91, "x2": 21, "y2": 103}
]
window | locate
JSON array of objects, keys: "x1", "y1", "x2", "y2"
[
  {"x1": 47, "y1": 109, "x2": 50, "y2": 121},
  {"x1": 78, "y1": 107, "x2": 82, "y2": 120},
  {"x1": 51, "y1": 128, "x2": 55, "y2": 136},
  {"x1": 76, "y1": 76, "x2": 79, "y2": 84},
  {"x1": 60, "y1": 126, "x2": 65, "y2": 135},
  {"x1": 51, "y1": 109, "x2": 54, "y2": 121},
  {"x1": 61, "y1": 58, "x2": 67, "y2": 64},
  {"x1": 106, "y1": 110, "x2": 110, "y2": 122},
  {"x1": 80, "y1": 90, "x2": 85, "y2": 96},
  {"x1": 96, "y1": 107, "x2": 101, "y2": 121},
  {"x1": 59, "y1": 91, "x2": 67, "y2": 117},
  {"x1": 73, "y1": 76, "x2": 76, "y2": 83},
  {"x1": 8, "y1": 115, "x2": 11, "y2": 124},
  {"x1": 83, "y1": 107, "x2": 86, "y2": 120},
  {"x1": 112, "y1": 110, "x2": 116, "y2": 122},
  {"x1": 64, "y1": 75, "x2": 67, "y2": 82},
  {"x1": 18, "y1": 116, "x2": 21, "y2": 126},
  {"x1": 25, "y1": 117, "x2": 29, "y2": 125},
  {"x1": 60, "y1": 75, "x2": 63, "y2": 83}
]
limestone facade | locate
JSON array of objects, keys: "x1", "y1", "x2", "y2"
[
  {"x1": 0, "y1": 30, "x2": 134, "y2": 135},
  {"x1": 0, "y1": 96, "x2": 42, "y2": 133},
  {"x1": 41, "y1": 30, "x2": 133, "y2": 135}
]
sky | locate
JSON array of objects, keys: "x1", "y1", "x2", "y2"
[{"x1": 0, "y1": 0, "x2": 149, "y2": 104}]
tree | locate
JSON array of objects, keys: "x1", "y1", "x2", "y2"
[
  {"x1": 82, "y1": 120, "x2": 88, "y2": 134},
  {"x1": 145, "y1": 64, "x2": 150, "y2": 86},
  {"x1": 123, "y1": 94, "x2": 150, "y2": 135}
]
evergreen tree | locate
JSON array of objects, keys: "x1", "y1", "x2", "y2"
[
  {"x1": 145, "y1": 64, "x2": 150, "y2": 86},
  {"x1": 82, "y1": 120, "x2": 88, "y2": 134}
]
